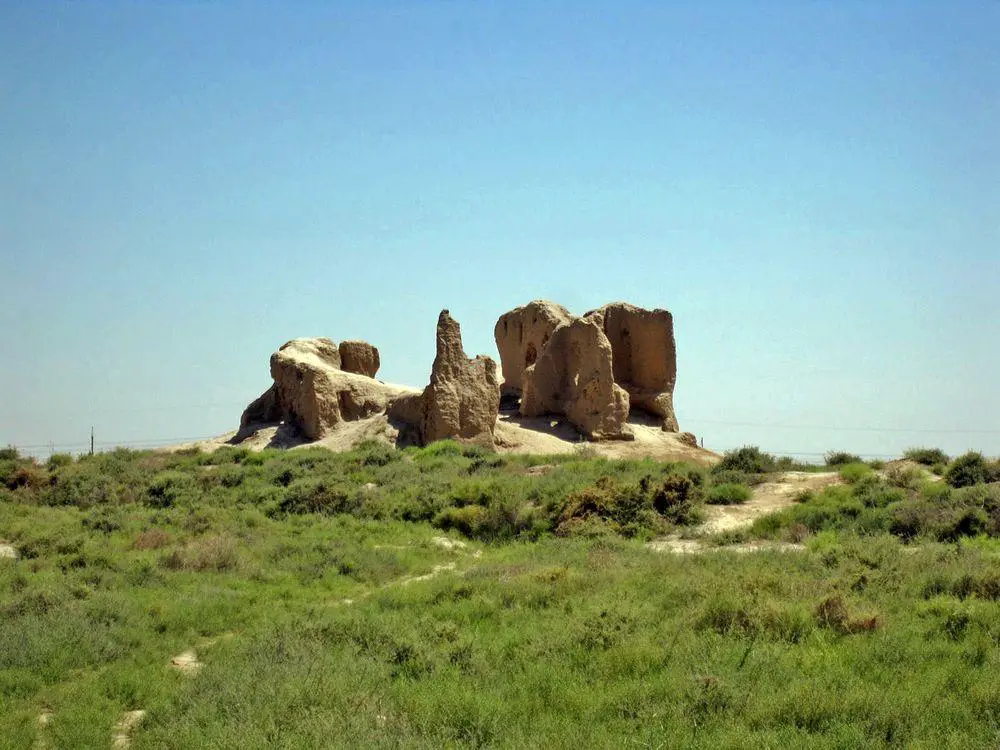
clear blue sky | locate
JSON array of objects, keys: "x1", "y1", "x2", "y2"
[{"x1": 2, "y1": 2, "x2": 997, "y2": 460}]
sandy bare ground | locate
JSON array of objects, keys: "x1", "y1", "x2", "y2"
[
  {"x1": 648, "y1": 471, "x2": 842, "y2": 554},
  {"x1": 701, "y1": 471, "x2": 841, "y2": 534},
  {"x1": 494, "y1": 411, "x2": 718, "y2": 464},
  {"x1": 111, "y1": 710, "x2": 146, "y2": 749},
  {"x1": 170, "y1": 411, "x2": 719, "y2": 465}
]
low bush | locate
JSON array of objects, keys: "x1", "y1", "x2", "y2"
[
  {"x1": 713, "y1": 446, "x2": 776, "y2": 475},
  {"x1": 904, "y1": 447, "x2": 950, "y2": 466},
  {"x1": 709, "y1": 469, "x2": 764, "y2": 487},
  {"x1": 160, "y1": 534, "x2": 238, "y2": 572},
  {"x1": 557, "y1": 477, "x2": 659, "y2": 538},
  {"x1": 46, "y1": 453, "x2": 74, "y2": 470},
  {"x1": 825, "y1": 451, "x2": 862, "y2": 467},
  {"x1": 133, "y1": 528, "x2": 171, "y2": 550},
  {"x1": 355, "y1": 440, "x2": 400, "y2": 467},
  {"x1": 885, "y1": 463, "x2": 922, "y2": 490},
  {"x1": 646, "y1": 472, "x2": 703, "y2": 525},
  {"x1": 278, "y1": 478, "x2": 360, "y2": 516},
  {"x1": 706, "y1": 483, "x2": 751, "y2": 505},
  {"x1": 945, "y1": 452, "x2": 989, "y2": 488},
  {"x1": 147, "y1": 471, "x2": 199, "y2": 509},
  {"x1": 852, "y1": 475, "x2": 907, "y2": 508},
  {"x1": 838, "y1": 463, "x2": 873, "y2": 484}
]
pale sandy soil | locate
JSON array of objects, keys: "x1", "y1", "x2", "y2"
[
  {"x1": 494, "y1": 411, "x2": 718, "y2": 464},
  {"x1": 701, "y1": 471, "x2": 842, "y2": 534},
  {"x1": 169, "y1": 411, "x2": 720, "y2": 465},
  {"x1": 648, "y1": 471, "x2": 843, "y2": 554}
]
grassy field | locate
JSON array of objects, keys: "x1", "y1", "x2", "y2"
[{"x1": 3, "y1": 443, "x2": 1000, "y2": 748}]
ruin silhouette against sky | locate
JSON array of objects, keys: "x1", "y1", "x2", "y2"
[{"x1": 2, "y1": 3, "x2": 997, "y2": 458}]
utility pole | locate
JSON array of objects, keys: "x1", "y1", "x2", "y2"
[{"x1": 90, "y1": 427, "x2": 94, "y2": 456}]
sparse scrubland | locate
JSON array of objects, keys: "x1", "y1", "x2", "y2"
[{"x1": 3, "y1": 442, "x2": 1000, "y2": 747}]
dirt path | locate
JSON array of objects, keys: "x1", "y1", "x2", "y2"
[
  {"x1": 649, "y1": 471, "x2": 841, "y2": 554},
  {"x1": 701, "y1": 471, "x2": 841, "y2": 534}
]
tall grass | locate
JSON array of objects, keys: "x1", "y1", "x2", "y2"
[{"x1": 2, "y1": 443, "x2": 1000, "y2": 746}]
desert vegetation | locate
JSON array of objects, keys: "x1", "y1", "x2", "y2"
[{"x1": 2, "y1": 442, "x2": 1000, "y2": 747}]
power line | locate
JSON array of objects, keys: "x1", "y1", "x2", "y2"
[
  {"x1": 5, "y1": 416, "x2": 996, "y2": 456},
  {"x1": 9, "y1": 435, "x2": 221, "y2": 451},
  {"x1": 684, "y1": 418, "x2": 1000, "y2": 435}
]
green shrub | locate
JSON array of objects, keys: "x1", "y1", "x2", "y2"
[
  {"x1": 558, "y1": 477, "x2": 660, "y2": 538},
  {"x1": 147, "y1": 471, "x2": 199, "y2": 509},
  {"x1": 920, "y1": 481, "x2": 952, "y2": 503},
  {"x1": 216, "y1": 465, "x2": 246, "y2": 488},
  {"x1": 945, "y1": 452, "x2": 988, "y2": 488},
  {"x1": 646, "y1": 473, "x2": 703, "y2": 525},
  {"x1": 938, "y1": 508, "x2": 989, "y2": 542},
  {"x1": 3, "y1": 463, "x2": 47, "y2": 492},
  {"x1": 713, "y1": 446, "x2": 776, "y2": 475},
  {"x1": 885, "y1": 463, "x2": 922, "y2": 490},
  {"x1": 44, "y1": 465, "x2": 116, "y2": 508},
  {"x1": 418, "y1": 440, "x2": 464, "y2": 458},
  {"x1": 435, "y1": 505, "x2": 488, "y2": 538},
  {"x1": 838, "y1": 463, "x2": 873, "y2": 484},
  {"x1": 706, "y1": 483, "x2": 751, "y2": 505},
  {"x1": 81, "y1": 507, "x2": 124, "y2": 534},
  {"x1": 355, "y1": 440, "x2": 400, "y2": 467},
  {"x1": 278, "y1": 478, "x2": 360, "y2": 515},
  {"x1": 904, "y1": 447, "x2": 950, "y2": 466},
  {"x1": 888, "y1": 492, "x2": 992, "y2": 543},
  {"x1": 46, "y1": 453, "x2": 74, "y2": 470},
  {"x1": 161, "y1": 534, "x2": 239, "y2": 572},
  {"x1": 435, "y1": 501, "x2": 540, "y2": 542},
  {"x1": 852, "y1": 475, "x2": 907, "y2": 508},
  {"x1": 710, "y1": 469, "x2": 764, "y2": 487},
  {"x1": 825, "y1": 451, "x2": 862, "y2": 467}
]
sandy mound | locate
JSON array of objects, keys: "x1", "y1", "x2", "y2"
[
  {"x1": 171, "y1": 410, "x2": 718, "y2": 464},
  {"x1": 495, "y1": 412, "x2": 717, "y2": 464}
]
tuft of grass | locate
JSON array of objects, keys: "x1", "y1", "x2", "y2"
[
  {"x1": 885, "y1": 463, "x2": 923, "y2": 490},
  {"x1": 838, "y1": 462, "x2": 873, "y2": 484},
  {"x1": 825, "y1": 451, "x2": 862, "y2": 467},
  {"x1": 705, "y1": 483, "x2": 751, "y2": 505},
  {"x1": 904, "y1": 447, "x2": 950, "y2": 466},
  {"x1": 5, "y1": 442, "x2": 1000, "y2": 747}
]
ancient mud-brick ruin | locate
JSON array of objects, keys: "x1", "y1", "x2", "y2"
[
  {"x1": 238, "y1": 300, "x2": 679, "y2": 449},
  {"x1": 494, "y1": 301, "x2": 679, "y2": 438}
]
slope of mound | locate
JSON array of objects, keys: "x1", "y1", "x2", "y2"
[{"x1": 171, "y1": 410, "x2": 719, "y2": 464}]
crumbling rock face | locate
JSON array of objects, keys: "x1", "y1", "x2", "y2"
[
  {"x1": 585, "y1": 303, "x2": 679, "y2": 431},
  {"x1": 495, "y1": 299, "x2": 680, "y2": 438},
  {"x1": 419, "y1": 310, "x2": 500, "y2": 446},
  {"x1": 239, "y1": 337, "x2": 412, "y2": 440},
  {"x1": 494, "y1": 300, "x2": 573, "y2": 397},
  {"x1": 338, "y1": 340, "x2": 380, "y2": 378},
  {"x1": 520, "y1": 318, "x2": 631, "y2": 440}
]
